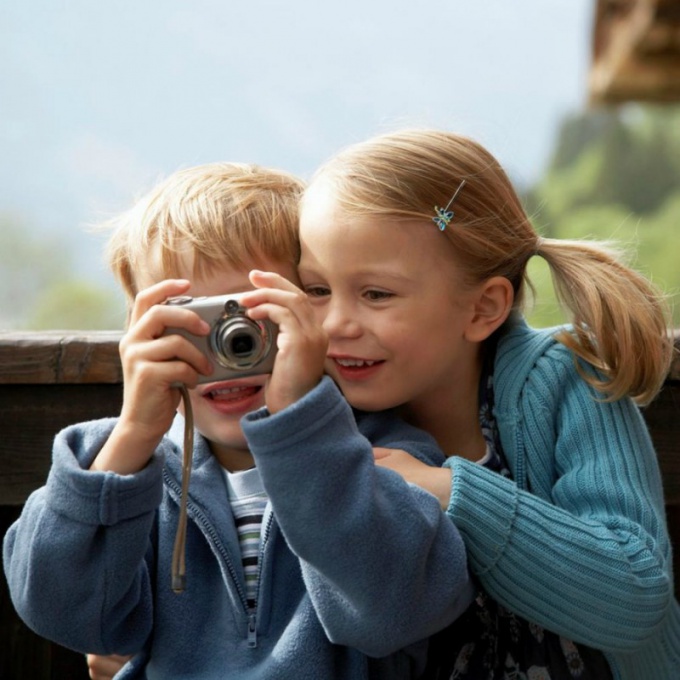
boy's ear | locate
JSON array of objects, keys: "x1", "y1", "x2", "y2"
[{"x1": 465, "y1": 276, "x2": 514, "y2": 343}]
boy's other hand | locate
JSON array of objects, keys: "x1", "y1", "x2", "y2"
[{"x1": 86, "y1": 653, "x2": 132, "y2": 679}]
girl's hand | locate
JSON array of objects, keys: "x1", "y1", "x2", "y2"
[
  {"x1": 240, "y1": 270, "x2": 328, "y2": 414},
  {"x1": 86, "y1": 653, "x2": 133, "y2": 679},
  {"x1": 91, "y1": 279, "x2": 213, "y2": 474},
  {"x1": 373, "y1": 448, "x2": 453, "y2": 510}
]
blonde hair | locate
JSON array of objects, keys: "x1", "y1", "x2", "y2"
[
  {"x1": 306, "y1": 128, "x2": 673, "y2": 405},
  {"x1": 105, "y1": 162, "x2": 304, "y2": 304}
]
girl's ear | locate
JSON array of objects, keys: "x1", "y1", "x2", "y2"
[{"x1": 465, "y1": 276, "x2": 514, "y2": 343}]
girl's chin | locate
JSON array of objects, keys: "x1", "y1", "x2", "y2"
[{"x1": 334, "y1": 385, "x2": 400, "y2": 413}]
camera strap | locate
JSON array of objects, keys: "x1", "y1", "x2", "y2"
[{"x1": 171, "y1": 385, "x2": 194, "y2": 593}]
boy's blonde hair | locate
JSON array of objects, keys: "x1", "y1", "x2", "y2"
[
  {"x1": 305, "y1": 128, "x2": 673, "y2": 405},
  {"x1": 106, "y1": 162, "x2": 304, "y2": 305}
]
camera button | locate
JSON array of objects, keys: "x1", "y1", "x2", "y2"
[{"x1": 166, "y1": 295, "x2": 193, "y2": 306}]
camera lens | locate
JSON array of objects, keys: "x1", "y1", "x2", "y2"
[
  {"x1": 230, "y1": 333, "x2": 255, "y2": 357},
  {"x1": 211, "y1": 317, "x2": 271, "y2": 370}
]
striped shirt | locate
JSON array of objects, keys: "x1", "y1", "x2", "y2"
[{"x1": 224, "y1": 467, "x2": 268, "y2": 610}]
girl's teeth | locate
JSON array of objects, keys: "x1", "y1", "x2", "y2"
[{"x1": 336, "y1": 359, "x2": 375, "y2": 367}]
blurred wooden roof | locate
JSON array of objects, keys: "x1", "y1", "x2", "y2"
[{"x1": 589, "y1": 0, "x2": 680, "y2": 103}]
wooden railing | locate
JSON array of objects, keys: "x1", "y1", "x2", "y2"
[{"x1": 1, "y1": 331, "x2": 679, "y2": 679}]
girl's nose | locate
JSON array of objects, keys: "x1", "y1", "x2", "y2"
[{"x1": 322, "y1": 300, "x2": 362, "y2": 338}]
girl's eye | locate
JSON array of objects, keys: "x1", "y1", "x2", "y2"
[
  {"x1": 365, "y1": 290, "x2": 393, "y2": 301},
  {"x1": 304, "y1": 285, "x2": 330, "y2": 298}
]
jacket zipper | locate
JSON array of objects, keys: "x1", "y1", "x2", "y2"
[
  {"x1": 247, "y1": 612, "x2": 257, "y2": 648},
  {"x1": 163, "y1": 470, "x2": 274, "y2": 649}
]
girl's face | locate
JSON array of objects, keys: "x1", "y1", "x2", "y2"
[{"x1": 298, "y1": 184, "x2": 485, "y2": 415}]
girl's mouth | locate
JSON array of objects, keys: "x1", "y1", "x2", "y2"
[
  {"x1": 330, "y1": 357, "x2": 385, "y2": 381},
  {"x1": 335, "y1": 358, "x2": 378, "y2": 368}
]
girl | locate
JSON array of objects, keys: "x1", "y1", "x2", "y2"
[{"x1": 296, "y1": 128, "x2": 680, "y2": 679}]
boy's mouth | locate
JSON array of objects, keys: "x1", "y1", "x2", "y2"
[
  {"x1": 205, "y1": 384, "x2": 262, "y2": 402},
  {"x1": 198, "y1": 379, "x2": 266, "y2": 414}
]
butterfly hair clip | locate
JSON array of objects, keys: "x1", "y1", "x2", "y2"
[{"x1": 432, "y1": 180, "x2": 466, "y2": 231}]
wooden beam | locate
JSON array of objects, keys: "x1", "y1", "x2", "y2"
[
  {"x1": 589, "y1": 0, "x2": 680, "y2": 104},
  {"x1": 0, "y1": 331, "x2": 122, "y2": 384}
]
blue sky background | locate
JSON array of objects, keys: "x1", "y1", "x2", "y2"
[{"x1": 0, "y1": 0, "x2": 593, "y2": 285}]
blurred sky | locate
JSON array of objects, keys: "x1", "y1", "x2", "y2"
[{"x1": 0, "y1": 0, "x2": 593, "y2": 283}]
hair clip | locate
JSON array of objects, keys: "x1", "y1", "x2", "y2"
[{"x1": 432, "y1": 180, "x2": 466, "y2": 231}]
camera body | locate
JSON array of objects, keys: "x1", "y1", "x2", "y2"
[{"x1": 163, "y1": 293, "x2": 277, "y2": 384}]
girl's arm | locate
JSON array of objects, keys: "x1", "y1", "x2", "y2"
[
  {"x1": 450, "y1": 346, "x2": 672, "y2": 652},
  {"x1": 377, "y1": 346, "x2": 674, "y2": 653}
]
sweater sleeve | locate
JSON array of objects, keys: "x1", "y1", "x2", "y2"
[
  {"x1": 2, "y1": 418, "x2": 164, "y2": 655},
  {"x1": 241, "y1": 376, "x2": 474, "y2": 657},
  {"x1": 445, "y1": 344, "x2": 673, "y2": 653}
]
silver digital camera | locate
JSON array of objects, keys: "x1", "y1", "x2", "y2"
[{"x1": 163, "y1": 293, "x2": 277, "y2": 384}]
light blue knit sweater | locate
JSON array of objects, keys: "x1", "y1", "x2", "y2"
[{"x1": 445, "y1": 322, "x2": 680, "y2": 679}]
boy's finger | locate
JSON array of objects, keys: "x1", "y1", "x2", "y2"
[
  {"x1": 139, "y1": 305, "x2": 211, "y2": 341},
  {"x1": 248, "y1": 269, "x2": 299, "y2": 292},
  {"x1": 129, "y1": 279, "x2": 191, "y2": 324}
]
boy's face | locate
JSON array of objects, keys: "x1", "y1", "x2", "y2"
[{"x1": 137, "y1": 255, "x2": 298, "y2": 471}]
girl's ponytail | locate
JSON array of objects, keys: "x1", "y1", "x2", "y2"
[{"x1": 536, "y1": 237, "x2": 673, "y2": 405}]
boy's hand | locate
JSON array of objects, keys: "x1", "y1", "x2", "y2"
[
  {"x1": 91, "y1": 279, "x2": 213, "y2": 474},
  {"x1": 241, "y1": 271, "x2": 328, "y2": 414}
]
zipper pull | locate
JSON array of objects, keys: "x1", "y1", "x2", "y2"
[{"x1": 247, "y1": 612, "x2": 257, "y2": 648}]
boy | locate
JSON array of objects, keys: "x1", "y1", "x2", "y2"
[{"x1": 3, "y1": 163, "x2": 472, "y2": 679}]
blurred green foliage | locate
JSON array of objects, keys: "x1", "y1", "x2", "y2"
[
  {"x1": 0, "y1": 217, "x2": 124, "y2": 330},
  {"x1": 523, "y1": 104, "x2": 680, "y2": 328},
  {"x1": 26, "y1": 280, "x2": 126, "y2": 331}
]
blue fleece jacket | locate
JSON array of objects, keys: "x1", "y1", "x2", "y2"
[
  {"x1": 3, "y1": 377, "x2": 473, "y2": 679},
  {"x1": 445, "y1": 321, "x2": 680, "y2": 679}
]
